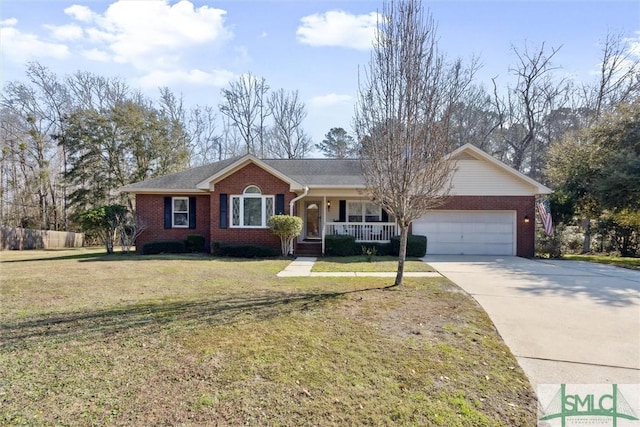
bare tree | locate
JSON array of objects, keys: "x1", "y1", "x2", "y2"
[
  {"x1": 492, "y1": 42, "x2": 569, "y2": 180},
  {"x1": 584, "y1": 31, "x2": 640, "y2": 119},
  {"x1": 355, "y1": 0, "x2": 472, "y2": 286},
  {"x1": 266, "y1": 89, "x2": 311, "y2": 159},
  {"x1": 0, "y1": 63, "x2": 72, "y2": 230},
  {"x1": 66, "y1": 70, "x2": 129, "y2": 111},
  {"x1": 187, "y1": 104, "x2": 222, "y2": 164},
  {"x1": 158, "y1": 87, "x2": 190, "y2": 159},
  {"x1": 448, "y1": 83, "x2": 502, "y2": 154},
  {"x1": 119, "y1": 210, "x2": 148, "y2": 254},
  {"x1": 219, "y1": 74, "x2": 270, "y2": 157}
]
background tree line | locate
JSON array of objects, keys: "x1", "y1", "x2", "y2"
[
  {"x1": 1, "y1": 29, "x2": 638, "y2": 256},
  {"x1": 0, "y1": 65, "x2": 312, "y2": 231}
]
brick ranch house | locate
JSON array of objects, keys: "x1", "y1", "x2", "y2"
[{"x1": 121, "y1": 143, "x2": 552, "y2": 257}]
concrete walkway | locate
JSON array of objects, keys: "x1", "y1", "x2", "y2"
[
  {"x1": 424, "y1": 255, "x2": 640, "y2": 388},
  {"x1": 276, "y1": 257, "x2": 442, "y2": 278}
]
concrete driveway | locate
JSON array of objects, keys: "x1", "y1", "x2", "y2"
[{"x1": 423, "y1": 255, "x2": 640, "y2": 388}]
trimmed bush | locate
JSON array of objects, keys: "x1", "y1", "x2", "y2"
[
  {"x1": 390, "y1": 234, "x2": 427, "y2": 257},
  {"x1": 325, "y1": 234, "x2": 358, "y2": 256},
  {"x1": 186, "y1": 234, "x2": 205, "y2": 253},
  {"x1": 211, "y1": 241, "x2": 223, "y2": 256},
  {"x1": 142, "y1": 239, "x2": 186, "y2": 255},
  {"x1": 217, "y1": 243, "x2": 280, "y2": 258},
  {"x1": 268, "y1": 215, "x2": 303, "y2": 256}
]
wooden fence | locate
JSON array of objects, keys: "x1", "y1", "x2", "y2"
[{"x1": 1, "y1": 227, "x2": 84, "y2": 250}]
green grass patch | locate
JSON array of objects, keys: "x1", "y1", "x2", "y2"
[
  {"x1": 0, "y1": 248, "x2": 535, "y2": 426},
  {"x1": 312, "y1": 255, "x2": 435, "y2": 272},
  {"x1": 563, "y1": 254, "x2": 640, "y2": 270}
]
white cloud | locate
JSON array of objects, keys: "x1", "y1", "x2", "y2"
[
  {"x1": 45, "y1": 24, "x2": 83, "y2": 41},
  {"x1": 92, "y1": 0, "x2": 231, "y2": 67},
  {"x1": 309, "y1": 93, "x2": 353, "y2": 108},
  {"x1": 81, "y1": 48, "x2": 110, "y2": 62},
  {"x1": 64, "y1": 5, "x2": 97, "y2": 23},
  {"x1": 0, "y1": 26, "x2": 70, "y2": 62},
  {"x1": 138, "y1": 68, "x2": 235, "y2": 88},
  {"x1": 1, "y1": 18, "x2": 18, "y2": 26},
  {"x1": 297, "y1": 10, "x2": 378, "y2": 50},
  {"x1": 84, "y1": 27, "x2": 117, "y2": 44}
]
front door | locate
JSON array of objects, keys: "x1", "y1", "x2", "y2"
[{"x1": 305, "y1": 201, "x2": 321, "y2": 239}]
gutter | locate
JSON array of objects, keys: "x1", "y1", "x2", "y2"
[{"x1": 289, "y1": 186, "x2": 309, "y2": 215}]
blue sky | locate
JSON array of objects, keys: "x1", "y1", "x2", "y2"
[{"x1": 1, "y1": 0, "x2": 638, "y2": 148}]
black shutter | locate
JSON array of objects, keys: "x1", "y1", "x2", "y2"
[
  {"x1": 164, "y1": 197, "x2": 172, "y2": 229},
  {"x1": 382, "y1": 208, "x2": 389, "y2": 222},
  {"x1": 219, "y1": 194, "x2": 228, "y2": 229},
  {"x1": 276, "y1": 194, "x2": 285, "y2": 215},
  {"x1": 188, "y1": 197, "x2": 196, "y2": 229},
  {"x1": 339, "y1": 200, "x2": 346, "y2": 222}
]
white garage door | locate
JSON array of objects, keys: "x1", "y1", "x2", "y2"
[{"x1": 413, "y1": 211, "x2": 515, "y2": 255}]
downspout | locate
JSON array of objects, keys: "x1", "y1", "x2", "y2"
[
  {"x1": 289, "y1": 186, "x2": 309, "y2": 255},
  {"x1": 289, "y1": 186, "x2": 309, "y2": 215}
]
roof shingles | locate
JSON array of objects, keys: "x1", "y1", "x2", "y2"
[{"x1": 121, "y1": 157, "x2": 364, "y2": 192}]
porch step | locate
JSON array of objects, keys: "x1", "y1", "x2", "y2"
[{"x1": 295, "y1": 242, "x2": 322, "y2": 257}]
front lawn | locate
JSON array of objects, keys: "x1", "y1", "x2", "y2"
[
  {"x1": 313, "y1": 255, "x2": 435, "y2": 272},
  {"x1": 562, "y1": 254, "x2": 640, "y2": 270},
  {"x1": 1, "y1": 248, "x2": 536, "y2": 426}
]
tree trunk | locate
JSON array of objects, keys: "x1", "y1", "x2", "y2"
[
  {"x1": 395, "y1": 224, "x2": 409, "y2": 286},
  {"x1": 105, "y1": 227, "x2": 115, "y2": 254},
  {"x1": 581, "y1": 218, "x2": 592, "y2": 254}
]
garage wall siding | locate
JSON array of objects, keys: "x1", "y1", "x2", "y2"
[
  {"x1": 414, "y1": 195, "x2": 536, "y2": 258},
  {"x1": 450, "y1": 159, "x2": 537, "y2": 196}
]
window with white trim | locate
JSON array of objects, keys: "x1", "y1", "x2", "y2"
[
  {"x1": 347, "y1": 201, "x2": 382, "y2": 222},
  {"x1": 172, "y1": 197, "x2": 189, "y2": 228},
  {"x1": 230, "y1": 186, "x2": 274, "y2": 228}
]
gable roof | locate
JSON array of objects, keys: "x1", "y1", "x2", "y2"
[
  {"x1": 120, "y1": 156, "x2": 242, "y2": 193},
  {"x1": 121, "y1": 156, "x2": 364, "y2": 193},
  {"x1": 121, "y1": 144, "x2": 552, "y2": 195},
  {"x1": 449, "y1": 144, "x2": 552, "y2": 195}
]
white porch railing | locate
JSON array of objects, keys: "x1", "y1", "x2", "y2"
[{"x1": 325, "y1": 222, "x2": 397, "y2": 242}]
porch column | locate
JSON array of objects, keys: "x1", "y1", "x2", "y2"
[{"x1": 321, "y1": 195, "x2": 326, "y2": 255}]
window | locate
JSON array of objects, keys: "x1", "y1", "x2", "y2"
[
  {"x1": 365, "y1": 202, "x2": 381, "y2": 222},
  {"x1": 347, "y1": 201, "x2": 381, "y2": 223},
  {"x1": 172, "y1": 197, "x2": 189, "y2": 227},
  {"x1": 230, "y1": 186, "x2": 274, "y2": 228}
]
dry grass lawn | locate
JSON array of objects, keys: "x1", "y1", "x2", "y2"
[{"x1": 1, "y1": 248, "x2": 537, "y2": 426}]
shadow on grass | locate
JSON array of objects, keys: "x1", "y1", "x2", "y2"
[
  {"x1": 1, "y1": 286, "x2": 392, "y2": 350},
  {"x1": 0, "y1": 251, "x2": 109, "y2": 263},
  {"x1": 1, "y1": 251, "x2": 293, "y2": 264}
]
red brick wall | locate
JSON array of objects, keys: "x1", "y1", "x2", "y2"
[
  {"x1": 210, "y1": 163, "x2": 297, "y2": 249},
  {"x1": 135, "y1": 194, "x2": 211, "y2": 252},
  {"x1": 410, "y1": 195, "x2": 536, "y2": 257}
]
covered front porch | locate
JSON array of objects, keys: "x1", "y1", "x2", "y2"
[{"x1": 294, "y1": 194, "x2": 398, "y2": 256}]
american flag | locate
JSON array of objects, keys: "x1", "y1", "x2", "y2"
[{"x1": 537, "y1": 199, "x2": 554, "y2": 236}]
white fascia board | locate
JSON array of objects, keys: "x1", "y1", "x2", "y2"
[
  {"x1": 120, "y1": 188, "x2": 207, "y2": 195},
  {"x1": 308, "y1": 185, "x2": 366, "y2": 189},
  {"x1": 448, "y1": 143, "x2": 553, "y2": 195}
]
